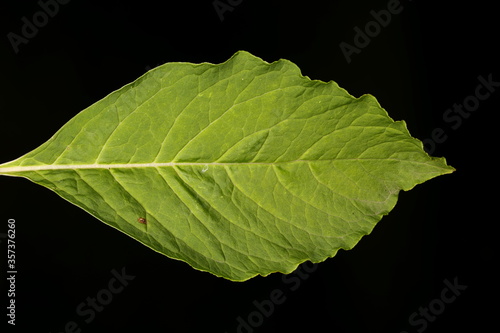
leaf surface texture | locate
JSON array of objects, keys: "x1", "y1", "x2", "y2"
[{"x1": 0, "y1": 51, "x2": 454, "y2": 281}]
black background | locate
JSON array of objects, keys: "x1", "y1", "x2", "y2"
[{"x1": 0, "y1": 1, "x2": 497, "y2": 332}]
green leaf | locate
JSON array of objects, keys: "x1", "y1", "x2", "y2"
[{"x1": 0, "y1": 51, "x2": 454, "y2": 281}]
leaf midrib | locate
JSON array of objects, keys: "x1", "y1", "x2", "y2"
[{"x1": 0, "y1": 157, "x2": 443, "y2": 174}]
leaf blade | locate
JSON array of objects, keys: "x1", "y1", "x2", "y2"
[{"x1": 0, "y1": 51, "x2": 454, "y2": 281}]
